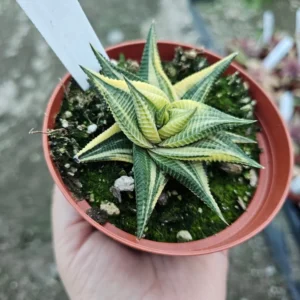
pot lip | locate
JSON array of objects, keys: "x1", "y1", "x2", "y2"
[{"x1": 43, "y1": 40, "x2": 293, "y2": 256}]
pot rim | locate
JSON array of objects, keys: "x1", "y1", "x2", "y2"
[{"x1": 43, "y1": 40, "x2": 293, "y2": 255}]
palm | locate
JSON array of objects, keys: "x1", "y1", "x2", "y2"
[{"x1": 52, "y1": 186, "x2": 228, "y2": 300}]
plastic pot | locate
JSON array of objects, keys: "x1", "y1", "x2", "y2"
[{"x1": 43, "y1": 41, "x2": 293, "y2": 256}]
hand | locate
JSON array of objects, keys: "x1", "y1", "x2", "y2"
[{"x1": 52, "y1": 185, "x2": 228, "y2": 300}]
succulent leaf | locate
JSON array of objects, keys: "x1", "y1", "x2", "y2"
[
  {"x1": 124, "y1": 77, "x2": 161, "y2": 144},
  {"x1": 75, "y1": 123, "x2": 121, "y2": 159},
  {"x1": 138, "y1": 23, "x2": 178, "y2": 102},
  {"x1": 158, "y1": 108, "x2": 197, "y2": 139},
  {"x1": 133, "y1": 145, "x2": 168, "y2": 238},
  {"x1": 77, "y1": 132, "x2": 133, "y2": 163},
  {"x1": 222, "y1": 131, "x2": 257, "y2": 144},
  {"x1": 149, "y1": 152, "x2": 227, "y2": 224},
  {"x1": 159, "y1": 103, "x2": 255, "y2": 148},
  {"x1": 90, "y1": 44, "x2": 143, "y2": 81},
  {"x1": 155, "y1": 105, "x2": 169, "y2": 127},
  {"x1": 151, "y1": 134, "x2": 262, "y2": 168},
  {"x1": 82, "y1": 67, "x2": 153, "y2": 148},
  {"x1": 174, "y1": 53, "x2": 237, "y2": 102}
]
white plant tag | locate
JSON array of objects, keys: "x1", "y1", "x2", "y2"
[
  {"x1": 295, "y1": 9, "x2": 300, "y2": 63},
  {"x1": 262, "y1": 11, "x2": 275, "y2": 46},
  {"x1": 17, "y1": 0, "x2": 108, "y2": 90},
  {"x1": 263, "y1": 36, "x2": 294, "y2": 71},
  {"x1": 279, "y1": 91, "x2": 294, "y2": 123}
]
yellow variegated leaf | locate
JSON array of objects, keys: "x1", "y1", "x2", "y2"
[
  {"x1": 149, "y1": 152, "x2": 227, "y2": 224},
  {"x1": 138, "y1": 23, "x2": 178, "y2": 102},
  {"x1": 76, "y1": 132, "x2": 133, "y2": 163},
  {"x1": 170, "y1": 99, "x2": 200, "y2": 109},
  {"x1": 151, "y1": 134, "x2": 262, "y2": 168},
  {"x1": 75, "y1": 123, "x2": 121, "y2": 159},
  {"x1": 133, "y1": 145, "x2": 168, "y2": 238},
  {"x1": 124, "y1": 78, "x2": 161, "y2": 144},
  {"x1": 159, "y1": 103, "x2": 255, "y2": 148},
  {"x1": 158, "y1": 108, "x2": 197, "y2": 140},
  {"x1": 82, "y1": 67, "x2": 152, "y2": 148},
  {"x1": 174, "y1": 53, "x2": 237, "y2": 102},
  {"x1": 90, "y1": 44, "x2": 143, "y2": 81}
]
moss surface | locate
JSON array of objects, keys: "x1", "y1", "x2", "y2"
[{"x1": 49, "y1": 48, "x2": 260, "y2": 242}]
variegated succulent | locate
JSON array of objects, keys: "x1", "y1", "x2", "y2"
[{"x1": 75, "y1": 24, "x2": 262, "y2": 239}]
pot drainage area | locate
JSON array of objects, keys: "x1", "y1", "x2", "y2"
[{"x1": 0, "y1": 0, "x2": 299, "y2": 299}]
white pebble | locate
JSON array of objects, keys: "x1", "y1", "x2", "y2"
[
  {"x1": 177, "y1": 230, "x2": 193, "y2": 242},
  {"x1": 87, "y1": 124, "x2": 97, "y2": 134},
  {"x1": 100, "y1": 202, "x2": 120, "y2": 216},
  {"x1": 61, "y1": 119, "x2": 69, "y2": 128},
  {"x1": 114, "y1": 176, "x2": 134, "y2": 192},
  {"x1": 249, "y1": 169, "x2": 258, "y2": 187}
]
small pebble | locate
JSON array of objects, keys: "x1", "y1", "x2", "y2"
[
  {"x1": 114, "y1": 176, "x2": 134, "y2": 192},
  {"x1": 198, "y1": 207, "x2": 203, "y2": 214},
  {"x1": 158, "y1": 193, "x2": 168, "y2": 206},
  {"x1": 64, "y1": 163, "x2": 70, "y2": 169},
  {"x1": 176, "y1": 230, "x2": 193, "y2": 242},
  {"x1": 100, "y1": 202, "x2": 120, "y2": 216},
  {"x1": 61, "y1": 119, "x2": 69, "y2": 128},
  {"x1": 64, "y1": 111, "x2": 72, "y2": 118},
  {"x1": 220, "y1": 163, "x2": 243, "y2": 174},
  {"x1": 249, "y1": 169, "x2": 258, "y2": 187},
  {"x1": 87, "y1": 124, "x2": 97, "y2": 134}
]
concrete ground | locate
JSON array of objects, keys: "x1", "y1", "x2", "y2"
[{"x1": 0, "y1": 0, "x2": 298, "y2": 299}]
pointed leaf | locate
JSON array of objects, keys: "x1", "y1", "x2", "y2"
[
  {"x1": 151, "y1": 134, "x2": 262, "y2": 168},
  {"x1": 75, "y1": 123, "x2": 121, "y2": 158},
  {"x1": 138, "y1": 23, "x2": 178, "y2": 102},
  {"x1": 149, "y1": 152, "x2": 227, "y2": 223},
  {"x1": 76, "y1": 132, "x2": 133, "y2": 163},
  {"x1": 91, "y1": 44, "x2": 143, "y2": 81},
  {"x1": 82, "y1": 67, "x2": 153, "y2": 148},
  {"x1": 133, "y1": 145, "x2": 168, "y2": 238},
  {"x1": 124, "y1": 77, "x2": 161, "y2": 144},
  {"x1": 170, "y1": 99, "x2": 200, "y2": 110},
  {"x1": 159, "y1": 103, "x2": 255, "y2": 148},
  {"x1": 174, "y1": 53, "x2": 237, "y2": 102},
  {"x1": 222, "y1": 131, "x2": 257, "y2": 144},
  {"x1": 158, "y1": 108, "x2": 197, "y2": 140},
  {"x1": 155, "y1": 105, "x2": 169, "y2": 128}
]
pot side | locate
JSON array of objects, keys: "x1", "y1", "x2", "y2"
[{"x1": 43, "y1": 41, "x2": 293, "y2": 256}]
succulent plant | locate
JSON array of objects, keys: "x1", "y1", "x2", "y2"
[{"x1": 75, "y1": 24, "x2": 262, "y2": 238}]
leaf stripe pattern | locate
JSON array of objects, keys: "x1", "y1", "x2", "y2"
[
  {"x1": 149, "y1": 152, "x2": 227, "y2": 224},
  {"x1": 133, "y1": 145, "x2": 168, "y2": 238},
  {"x1": 77, "y1": 132, "x2": 133, "y2": 163},
  {"x1": 174, "y1": 53, "x2": 237, "y2": 102},
  {"x1": 222, "y1": 131, "x2": 257, "y2": 144},
  {"x1": 138, "y1": 23, "x2": 178, "y2": 102},
  {"x1": 90, "y1": 44, "x2": 143, "y2": 81},
  {"x1": 124, "y1": 77, "x2": 161, "y2": 144},
  {"x1": 82, "y1": 67, "x2": 153, "y2": 149},
  {"x1": 159, "y1": 103, "x2": 255, "y2": 148},
  {"x1": 151, "y1": 134, "x2": 262, "y2": 168}
]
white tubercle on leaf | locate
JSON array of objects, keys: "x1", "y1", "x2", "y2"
[
  {"x1": 17, "y1": 0, "x2": 108, "y2": 90},
  {"x1": 263, "y1": 36, "x2": 294, "y2": 71},
  {"x1": 262, "y1": 11, "x2": 275, "y2": 46}
]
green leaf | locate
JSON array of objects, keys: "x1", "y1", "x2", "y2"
[
  {"x1": 81, "y1": 67, "x2": 153, "y2": 149},
  {"x1": 76, "y1": 132, "x2": 133, "y2": 163},
  {"x1": 222, "y1": 131, "x2": 257, "y2": 144},
  {"x1": 91, "y1": 44, "x2": 143, "y2": 81},
  {"x1": 159, "y1": 103, "x2": 255, "y2": 148},
  {"x1": 174, "y1": 53, "x2": 237, "y2": 102},
  {"x1": 133, "y1": 145, "x2": 168, "y2": 238},
  {"x1": 158, "y1": 107, "x2": 197, "y2": 140},
  {"x1": 155, "y1": 105, "x2": 169, "y2": 128},
  {"x1": 75, "y1": 123, "x2": 121, "y2": 159},
  {"x1": 124, "y1": 77, "x2": 161, "y2": 144},
  {"x1": 138, "y1": 23, "x2": 178, "y2": 102},
  {"x1": 151, "y1": 134, "x2": 262, "y2": 168},
  {"x1": 149, "y1": 152, "x2": 227, "y2": 223}
]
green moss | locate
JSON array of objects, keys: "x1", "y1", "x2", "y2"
[{"x1": 49, "y1": 47, "x2": 260, "y2": 243}]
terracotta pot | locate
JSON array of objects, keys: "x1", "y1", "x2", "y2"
[
  {"x1": 288, "y1": 155, "x2": 300, "y2": 204},
  {"x1": 43, "y1": 41, "x2": 293, "y2": 256}
]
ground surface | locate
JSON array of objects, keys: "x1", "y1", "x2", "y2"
[{"x1": 0, "y1": 0, "x2": 299, "y2": 299}]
